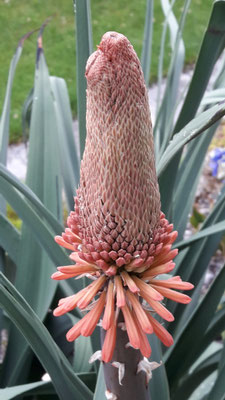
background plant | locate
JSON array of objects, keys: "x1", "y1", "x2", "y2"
[{"x1": 0, "y1": 0, "x2": 225, "y2": 399}]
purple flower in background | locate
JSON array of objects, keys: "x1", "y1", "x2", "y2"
[{"x1": 209, "y1": 148, "x2": 225, "y2": 179}]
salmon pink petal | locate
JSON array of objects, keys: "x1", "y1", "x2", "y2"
[
  {"x1": 77, "y1": 275, "x2": 107, "y2": 309},
  {"x1": 66, "y1": 314, "x2": 90, "y2": 341},
  {"x1": 55, "y1": 235, "x2": 75, "y2": 251},
  {"x1": 126, "y1": 291, "x2": 153, "y2": 334},
  {"x1": 121, "y1": 271, "x2": 140, "y2": 293},
  {"x1": 146, "y1": 298, "x2": 174, "y2": 322},
  {"x1": 102, "y1": 322, "x2": 117, "y2": 363},
  {"x1": 132, "y1": 276, "x2": 163, "y2": 301},
  {"x1": 150, "y1": 278, "x2": 194, "y2": 290},
  {"x1": 54, "y1": 288, "x2": 89, "y2": 316},
  {"x1": 151, "y1": 285, "x2": 192, "y2": 304},
  {"x1": 151, "y1": 248, "x2": 178, "y2": 268},
  {"x1": 115, "y1": 276, "x2": 126, "y2": 307},
  {"x1": 128, "y1": 258, "x2": 145, "y2": 269},
  {"x1": 162, "y1": 231, "x2": 178, "y2": 245},
  {"x1": 132, "y1": 312, "x2": 152, "y2": 358},
  {"x1": 51, "y1": 271, "x2": 77, "y2": 280},
  {"x1": 57, "y1": 264, "x2": 97, "y2": 275},
  {"x1": 70, "y1": 252, "x2": 98, "y2": 268},
  {"x1": 81, "y1": 291, "x2": 106, "y2": 336},
  {"x1": 102, "y1": 280, "x2": 115, "y2": 330},
  {"x1": 58, "y1": 286, "x2": 88, "y2": 306},
  {"x1": 63, "y1": 229, "x2": 82, "y2": 243},
  {"x1": 147, "y1": 313, "x2": 174, "y2": 347},
  {"x1": 121, "y1": 304, "x2": 140, "y2": 349},
  {"x1": 142, "y1": 262, "x2": 175, "y2": 279}
]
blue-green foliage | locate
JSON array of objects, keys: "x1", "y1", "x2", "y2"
[{"x1": 0, "y1": 1, "x2": 225, "y2": 399}]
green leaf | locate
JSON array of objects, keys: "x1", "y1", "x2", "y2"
[
  {"x1": 0, "y1": 381, "x2": 54, "y2": 400},
  {"x1": 67, "y1": 313, "x2": 93, "y2": 373},
  {"x1": 93, "y1": 364, "x2": 106, "y2": 400},
  {"x1": 191, "y1": 307, "x2": 225, "y2": 369},
  {"x1": 190, "y1": 207, "x2": 205, "y2": 229},
  {"x1": 154, "y1": 0, "x2": 190, "y2": 158},
  {"x1": 21, "y1": 87, "x2": 33, "y2": 144},
  {"x1": 12, "y1": 48, "x2": 62, "y2": 317},
  {"x1": 0, "y1": 164, "x2": 63, "y2": 234},
  {"x1": 141, "y1": 0, "x2": 153, "y2": 84},
  {"x1": 0, "y1": 31, "x2": 34, "y2": 216},
  {"x1": 172, "y1": 122, "x2": 218, "y2": 239},
  {"x1": 50, "y1": 76, "x2": 80, "y2": 211},
  {"x1": 149, "y1": 335, "x2": 170, "y2": 400},
  {"x1": 165, "y1": 264, "x2": 225, "y2": 389},
  {"x1": 0, "y1": 177, "x2": 84, "y2": 303},
  {"x1": 0, "y1": 33, "x2": 34, "y2": 165},
  {"x1": 0, "y1": 178, "x2": 68, "y2": 269},
  {"x1": 175, "y1": 185, "x2": 225, "y2": 285},
  {"x1": 45, "y1": 313, "x2": 74, "y2": 363},
  {"x1": 167, "y1": 186, "x2": 225, "y2": 340},
  {"x1": 157, "y1": 100, "x2": 225, "y2": 178},
  {"x1": 0, "y1": 213, "x2": 21, "y2": 265},
  {"x1": 0, "y1": 273, "x2": 93, "y2": 400},
  {"x1": 201, "y1": 88, "x2": 225, "y2": 106},
  {"x1": 174, "y1": 0, "x2": 225, "y2": 133},
  {"x1": 2, "y1": 43, "x2": 63, "y2": 385},
  {"x1": 172, "y1": 44, "x2": 225, "y2": 238},
  {"x1": 158, "y1": 0, "x2": 225, "y2": 215},
  {"x1": 175, "y1": 220, "x2": 225, "y2": 250},
  {"x1": 172, "y1": 348, "x2": 221, "y2": 400},
  {"x1": 74, "y1": 0, "x2": 93, "y2": 157},
  {"x1": 208, "y1": 342, "x2": 225, "y2": 400}
]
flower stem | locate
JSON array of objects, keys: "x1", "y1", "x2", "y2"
[{"x1": 101, "y1": 312, "x2": 150, "y2": 400}]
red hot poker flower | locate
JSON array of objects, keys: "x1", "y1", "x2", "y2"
[{"x1": 52, "y1": 31, "x2": 194, "y2": 363}]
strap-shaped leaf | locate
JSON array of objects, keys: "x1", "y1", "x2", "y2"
[
  {"x1": 174, "y1": 0, "x2": 225, "y2": 134},
  {"x1": 157, "y1": 100, "x2": 225, "y2": 177},
  {"x1": 172, "y1": 349, "x2": 222, "y2": 400},
  {"x1": 158, "y1": 0, "x2": 225, "y2": 214},
  {"x1": 93, "y1": 364, "x2": 106, "y2": 400},
  {"x1": 74, "y1": 0, "x2": 93, "y2": 157},
  {"x1": 167, "y1": 186, "x2": 225, "y2": 336},
  {"x1": 149, "y1": 335, "x2": 170, "y2": 400},
  {"x1": 0, "y1": 164, "x2": 63, "y2": 234},
  {"x1": 172, "y1": 122, "x2": 218, "y2": 239},
  {"x1": 0, "y1": 178, "x2": 82, "y2": 289},
  {"x1": 0, "y1": 213, "x2": 21, "y2": 264},
  {"x1": 0, "y1": 381, "x2": 53, "y2": 400},
  {"x1": 208, "y1": 342, "x2": 225, "y2": 399},
  {"x1": 50, "y1": 76, "x2": 80, "y2": 211},
  {"x1": 0, "y1": 31, "x2": 36, "y2": 165},
  {"x1": 2, "y1": 35, "x2": 61, "y2": 385},
  {"x1": 154, "y1": 0, "x2": 190, "y2": 158},
  {"x1": 0, "y1": 273, "x2": 93, "y2": 400},
  {"x1": 175, "y1": 220, "x2": 225, "y2": 250},
  {"x1": 165, "y1": 264, "x2": 225, "y2": 388},
  {"x1": 141, "y1": 0, "x2": 154, "y2": 84}
]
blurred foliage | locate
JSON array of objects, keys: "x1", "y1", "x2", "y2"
[
  {"x1": 6, "y1": 204, "x2": 21, "y2": 230},
  {"x1": 190, "y1": 207, "x2": 205, "y2": 230}
]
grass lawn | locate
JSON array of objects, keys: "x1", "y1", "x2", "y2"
[{"x1": 0, "y1": 0, "x2": 214, "y2": 143}]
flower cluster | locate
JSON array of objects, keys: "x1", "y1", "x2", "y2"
[{"x1": 52, "y1": 31, "x2": 193, "y2": 363}]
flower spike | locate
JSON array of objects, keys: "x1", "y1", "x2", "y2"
[{"x1": 52, "y1": 31, "x2": 193, "y2": 367}]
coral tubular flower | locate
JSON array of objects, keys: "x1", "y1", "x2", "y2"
[{"x1": 52, "y1": 31, "x2": 194, "y2": 363}]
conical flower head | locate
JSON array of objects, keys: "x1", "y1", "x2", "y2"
[
  {"x1": 52, "y1": 32, "x2": 194, "y2": 363},
  {"x1": 74, "y1": 31, "x2": 161, "y2": 268}
]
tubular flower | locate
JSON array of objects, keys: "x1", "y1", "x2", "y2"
[{"x1": 52, "y1": 31, "x2": 194, "y2": 363}]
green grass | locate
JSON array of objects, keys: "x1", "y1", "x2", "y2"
[{"x1": 0, "y1": 0, "x2": 213, "y2": 143}]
